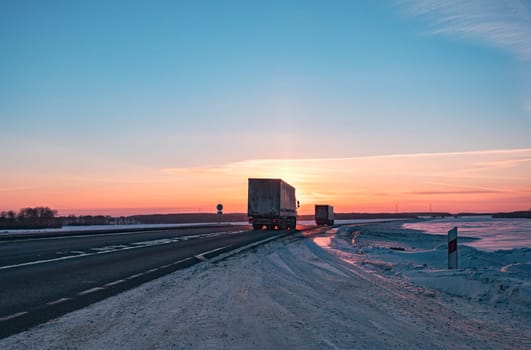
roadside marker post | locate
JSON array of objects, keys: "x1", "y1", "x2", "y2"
[{"x1": 448, "y1": 227, "x2": 458, "y2": 269}]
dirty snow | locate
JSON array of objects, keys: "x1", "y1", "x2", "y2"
[{"x1": 1, "y1": 222, "x2": 530, "y2": 349}]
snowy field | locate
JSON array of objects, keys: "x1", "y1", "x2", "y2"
[
  {"x1": 402, "y1": 216, "x2": 531, "y2": 251},
  {"x1": 1, "y1": 221, "x2": 529, "y2": 349}
]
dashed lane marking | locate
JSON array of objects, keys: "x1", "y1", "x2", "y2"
[
  {"x1": 77, "y1": 287, "x2": 105, "y2": 296},
  {"x1": 3, "y1": 238, "x2": 282, "y2": 327},
  {"x1": 104, "y1": 279, "x2": 126, "y2": 287},
  {"x1": 0, "y1": 311, "x2": 28, "y2": 322},
  {"x1": 126, "y1": 273, "x2": 145, "y2": 280},
  {"x1": 46, "y1": 297, "x2": 72, "y2": 306},
  {"x1": 4, "y1": 255, "x2": 222, "y2": 325},
  {"x1": 170, "y1": 257, "x2": 193, "y2": 266}
]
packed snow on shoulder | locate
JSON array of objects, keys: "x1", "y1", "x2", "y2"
[{"x1": 1, "y1": 223, "x2": 529, "y2": 349}]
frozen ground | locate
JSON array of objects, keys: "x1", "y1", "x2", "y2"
[{"x1": 1, "y1": 222, "x2": 529, "y2": 349}]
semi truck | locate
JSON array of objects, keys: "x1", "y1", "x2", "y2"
[
  {"x1": 315, "y1": 205, "x2": 334, "y2": 226},
  {"x1": 247, "y1": 178, "x2": 298, "y2": 230}
]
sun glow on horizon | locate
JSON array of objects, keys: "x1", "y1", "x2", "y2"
[{"x1": 2, "y1": 148, "x2": 530, "y2": 216}]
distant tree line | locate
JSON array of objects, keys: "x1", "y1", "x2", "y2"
[
  {"x1": 0, "y1": 207, "x2": 62, "y2": 229},
  {"x1": 0, "y1": 208, "x2": 141, "y2": 229}
]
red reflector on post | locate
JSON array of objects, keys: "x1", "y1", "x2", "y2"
[
  {"x1": 448, "y1": 227, "x2": 458, "y2": 269},
  {"x1": 448, "y1": 239, "x2": 457, "y2": 253}
]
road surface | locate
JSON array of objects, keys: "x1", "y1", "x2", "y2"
[{"x1": 0, "y1": 225, "x2": 289, "y2": 339}]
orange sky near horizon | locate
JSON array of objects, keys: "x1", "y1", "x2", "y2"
[{"x1": 2, "y1": 148, "x2": 530, "y2": 216}]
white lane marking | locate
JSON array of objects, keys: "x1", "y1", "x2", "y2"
[
  {"x1": 105, "y1": 258, "x2": 191, "y2": 286},
  {"x1": 0, "y1": 252, "x2": 96, "y2": 271},
  {"x1": 132, "y1": 239, "x2": 174, "y2": 246},
  {"x1": 104, "y1": 279, "x2": 126, "y2": 287},
  {"x1": 126, "y1": 273, "x2": 145, "y2": 280},
  {"x1": 194, "y1": 245, "x2": 231, "y2": 261},
  {"x1": 38, "y1": 256, "x2": 206, "y2": 314},
  {"x1": 77, "y1": 287, "x2": 105, "y2": 296},
  {"x1": 171, "y1": 257, "x2": 193, "y2": 265},
  {"x1": 0, "y1": 311, "x2": 28, "y2": 322},
  {"x1": 91, "y1": 244, "x2": 129, "y2": 251},
  {"x1": 47, "y1": 297, "x2": 72, "y2": 305},
  {"x1": 0, "y1": 230, "x2": 245, "y2": 271}
]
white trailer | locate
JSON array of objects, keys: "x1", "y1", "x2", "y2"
[
  {"x1": 315, "y1": 205, "x2": 334, "y2": 226},
  {"x1": 248, "y1": 178, "x2": 298, "y2": 230}
]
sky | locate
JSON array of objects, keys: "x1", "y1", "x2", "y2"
[{"x1": 1, "y1": 0, "x2": 530, "y2": 216}]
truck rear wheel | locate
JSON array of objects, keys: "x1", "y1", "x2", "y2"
[{"x1": 287, "y1": 218, "x2": 296, "y2": 230}]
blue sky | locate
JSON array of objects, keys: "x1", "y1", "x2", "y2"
[{"x1": 1, "y1": 0, "x2": 530, "y2": 214}]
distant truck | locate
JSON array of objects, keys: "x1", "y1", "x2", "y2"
[
  {"x1": 315, "y1": 205, "x2": 334, "y2": 226},
  {"x1": 248, "y1": 178, "x2": 298, "y2": 230}
]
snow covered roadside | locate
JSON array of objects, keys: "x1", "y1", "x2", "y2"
[
  {"x1": 322, "y1": 222, "x2": 530, "y2": 346},
  {"x1": 344, "y1": 222, "x2": 531, "y2": 313},
  {"x1": 1, "y1": 225, "x2": 530, "y2": 349}
]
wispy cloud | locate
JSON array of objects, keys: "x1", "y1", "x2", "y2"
[
  {"x1": 397, "y1": 0, "x2": 531, "y2": 60},
  {"x1": 161, "y1": 148, "x2": 531, "y2": 176},
  {"x1": 475, "y1": 157, "x2": 531, "y2": 170},
  {"x1": 407, "y1": 190, "x2": 503, "y2": 195}
]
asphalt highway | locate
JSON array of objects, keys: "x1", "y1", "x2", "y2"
[{"x1": 0, "y1": 225, "x2": 288, "y2": 339}]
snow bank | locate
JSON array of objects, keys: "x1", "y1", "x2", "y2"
[{"x1": 321, "y1": 222, "x2": 531, "y2": 319}]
